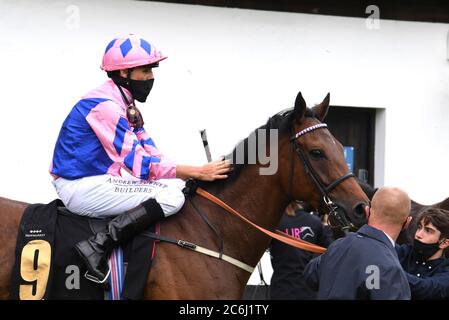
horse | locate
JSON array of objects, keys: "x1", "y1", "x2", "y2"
[{"x1": 0, "y1": 91, "x2": 369, "y2": 299}]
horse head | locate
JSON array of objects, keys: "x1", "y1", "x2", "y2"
[{"x1": 281, "y1": 91, "x2": 370, "y2": 231}]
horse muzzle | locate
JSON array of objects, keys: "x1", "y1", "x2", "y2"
[{"x1": 326, "y1": 200, "x2": 367, "y2": 232}]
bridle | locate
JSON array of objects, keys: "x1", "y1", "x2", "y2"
[
  {"x1": 175, "y1": 120, "x2": 358, "y2": 267},
  {"x1": 175, "y1": 121, "x2": 358, "y2": 269},
  {"x1": 289, "y1": 123, "x2": 356, "y2": 231}
]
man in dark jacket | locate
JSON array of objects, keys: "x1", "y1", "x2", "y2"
[
  {"x1": 304, "y1": 186, "x2": 411, "y2": 299},
  {"x1": 270, "y1": 201, "x2": 334, "y2": 299},
  {"x1": 396, "y1": 208, "x2": 449, "y2": 299}
]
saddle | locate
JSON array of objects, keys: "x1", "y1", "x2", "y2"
[{"x1": 9, "y1": 199, "x2": 157, "y2": 300}]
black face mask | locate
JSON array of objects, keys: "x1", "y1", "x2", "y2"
[
  {"x1": 112, "y1": 76, "x2": 154, "y2": 103},
  {"x1": 129, "y1": 78, "x2": 154, "y2": 102},
  {"x1": 413, "y1": 239, "x2": 442, "y2": 261}
]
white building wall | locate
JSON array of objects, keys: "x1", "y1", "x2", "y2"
[{"x1": 1, "y1": 0, "x2": 448, "y2": 284}]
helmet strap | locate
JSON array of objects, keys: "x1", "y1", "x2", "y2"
[
  {"x1": 115, "y1": 68, "x2": 142, "y2": 125},
  {"x1": 114, "y1": 68, "x2": 135, "y2": 107},
  {"x1": 126, "y1": 68, "x2": 133, "y2": 84},
  {"x1": 116, "y1": 82, "x2": 134, "y2": 108}
]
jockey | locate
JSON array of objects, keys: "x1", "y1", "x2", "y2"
[{"x1": 50, "y1": 34, "x2": 231, "y2": 282}]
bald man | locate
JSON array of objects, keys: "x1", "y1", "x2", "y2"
[{"x1": 303, "y1": 187, "x2": 411, "y2": 299}]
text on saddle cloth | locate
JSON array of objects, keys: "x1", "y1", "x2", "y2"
[{"x1": 10, "y1": 201, "x2": 157, "y2": 300}]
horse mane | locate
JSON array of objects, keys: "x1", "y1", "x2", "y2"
[
  {"x1": 356, "y1": 178, "x2": 377, "y2": 200},
  {"x1": 196, "y1": 107, "x2": 316, "y2": 191}
]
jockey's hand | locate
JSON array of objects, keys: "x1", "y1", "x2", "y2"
[
  {"x1": 198, "y1": 158, "x2": 232, "y2": 181},
  {"x1": 127, "y1": 105, "x2": 144, "y2": 130}
]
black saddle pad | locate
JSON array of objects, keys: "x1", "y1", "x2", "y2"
[{"x1": 10, "y1": 200, "x2": 157, "y2": 300}]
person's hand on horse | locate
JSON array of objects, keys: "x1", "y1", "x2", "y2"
[
  {"x1": 127, "y1": 105, "x2": 145, "y2": 130},
  {"x1": 198, "y1": 157, "x2": 232, "y2": 181}
]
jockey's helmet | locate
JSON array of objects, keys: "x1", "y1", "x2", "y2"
[{"x1": 101, "y1": 34, "x2": 167, "y2": 71}]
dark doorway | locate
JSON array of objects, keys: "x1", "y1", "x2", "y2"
[{"x1": 325, "y1": 106, "x2": 376, "y2": 186}]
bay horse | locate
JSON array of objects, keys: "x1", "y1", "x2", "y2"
[{"x1": 0, "y1": 91, "x2": 369, "y2": 299}]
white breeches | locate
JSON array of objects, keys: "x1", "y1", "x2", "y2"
[{"x1": 52, "y1": 173, "x2": 186, "y2": 218}]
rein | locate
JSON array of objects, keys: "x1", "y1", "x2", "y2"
[
  {"x1": 189, "y1": 122, "x2": 357, "y2": 255},
  {"x1": 163, "y1": 121, "x2": 360, "y2": 272},
  {"x1": 196, "y1": 187, "x2": 326, "y2": 254}
]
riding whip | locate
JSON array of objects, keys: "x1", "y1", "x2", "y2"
[{"x1": 199, "y1": 129, "x2": 212, "y2": 163}]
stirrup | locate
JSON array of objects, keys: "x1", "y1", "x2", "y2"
[{"x1": 84, "y1": 267, "x2": 111, "y2": 284}]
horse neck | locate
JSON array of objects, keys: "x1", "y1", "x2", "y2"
[
  {"x1": 225, "y1": 166, "x2": 287, "y2": 222},
  {"x1": 438, "y1": 197, "x2": 449, "y2": 210},
  {"x1": 210, "y1": 165, "x2": 289, "y2": 266},
  {"x1": 411, "y1": 200, "x2": 426, "y2": 217}
]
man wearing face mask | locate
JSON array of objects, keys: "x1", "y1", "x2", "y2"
[
  {"x1": 396, "y1": 208, "x2": 449, "y2": 299},
  {"x1": 304, "y1": 187, "x2": 411, "y2": 299},
  {"x1": 50, "y1": 34, "x2": 231, "y2": 282}
]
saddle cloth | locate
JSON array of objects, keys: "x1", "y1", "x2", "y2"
[{"x1": 9, "y1": 199, "x2": 157, "y2": 300}]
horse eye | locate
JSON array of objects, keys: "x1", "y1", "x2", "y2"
[{"x1": 310, "y1": 149, "x2": 324, "y2": 158}]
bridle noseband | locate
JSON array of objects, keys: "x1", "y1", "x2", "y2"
[{"x1": 289, "y1": 123, "x2": 355, "y2": 231}]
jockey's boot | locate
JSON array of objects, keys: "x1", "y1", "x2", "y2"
[{"x1": 75, "y1": 198, "x2": 164, "y2": 282}]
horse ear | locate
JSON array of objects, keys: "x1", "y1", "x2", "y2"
[
  {"x1": 312, "y1": 93, "x2": 330, "y2": 121},
  {"x1": 294, "y1": 91, "x2": 307, "y2": 121}
]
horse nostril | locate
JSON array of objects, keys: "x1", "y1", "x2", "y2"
[{"x1": 353, "y1": 203, "x2": 367, "y2": 218}]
